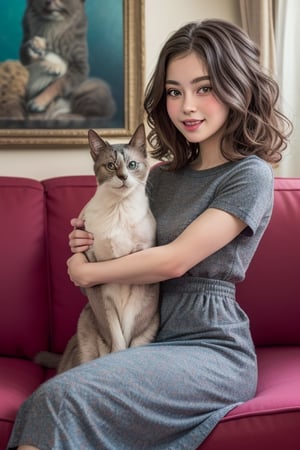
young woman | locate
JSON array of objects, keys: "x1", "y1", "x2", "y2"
[{"x1": 9, "y1": 19, "x2": 291, "y2": 450}]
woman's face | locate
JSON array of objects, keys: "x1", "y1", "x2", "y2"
[{"x1": 165, "y1": 51, "x2": 229, "y2": 151}]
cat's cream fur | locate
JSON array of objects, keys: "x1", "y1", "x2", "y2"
[{"x1": 36, "y1": 124, "x2": 159, "y2": 373}]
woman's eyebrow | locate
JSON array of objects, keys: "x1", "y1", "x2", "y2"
[{"x1": 165, "y1": 76, "x2": 210, "y2": 85}]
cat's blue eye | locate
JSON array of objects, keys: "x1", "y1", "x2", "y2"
[
  {"x1": 106, "y1": 162, "x2": 115, "y2": 171},
  {"x1": 128, "y1": 161, "x2": 137, "y2": 170}
]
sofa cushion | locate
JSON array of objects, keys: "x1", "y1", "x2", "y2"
[
  {"x1": 43, "y1": 176, "x2": 97, "y2": 353},
  {"x1": 0, "y1": 357, "x2": 45, "y2": 450},
  {"x1": 236, "y1": 178, "x2": 300, "y2": 345},
  {"x1": 0, "y1": 177, "x2": 49, "y2": 358},
  {"x1": 200, "y1": 346, "x2": 300, "y2": 449}
]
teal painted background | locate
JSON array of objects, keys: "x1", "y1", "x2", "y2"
[{"x1": 0, "y1": 1, "x2": 124, "y2": 127}]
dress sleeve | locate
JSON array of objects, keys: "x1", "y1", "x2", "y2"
[
  {"x1": 209, "y1": 157, "x2": 274, "y2": 235},
  {"x1": 146, "y1": 163, "x2": 163, "y2": 209}
]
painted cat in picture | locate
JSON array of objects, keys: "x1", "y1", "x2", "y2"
[{"x1": 19, "y1": 0, "x2": 116, "y2": 120}]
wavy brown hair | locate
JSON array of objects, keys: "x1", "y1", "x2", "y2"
[{"x1": 144, "y1": 19, "x2": 293, "y2": 170}]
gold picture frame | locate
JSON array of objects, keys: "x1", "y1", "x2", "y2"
[{"x1": 0, "y1": 0, "x2": 144, "y2": 147}]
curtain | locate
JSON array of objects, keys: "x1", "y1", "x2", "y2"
[
  {"x1": 239, "y1": 0, "x2": 276, "y2": 74},
  {"x1": 275, "y1": 0, "x2": 300, "y2": 177},
  {"x1": 239, "y1": 0, "x2": 299, "y2": 177}
]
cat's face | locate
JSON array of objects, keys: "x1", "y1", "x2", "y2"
[
  {"x1": 88, "y1": 124, "x2": 150, "y2": 194},
  {"x1": 28, "y1": 0, "x2": 85, "y2": 21}
]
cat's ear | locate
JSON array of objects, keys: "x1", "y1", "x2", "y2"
[
  {"x1": 88, "y1": 129, "x2": 107, "y2": 161},
  {"x1": 129, "y1": 123, "x2": 147, "y2": 157}
]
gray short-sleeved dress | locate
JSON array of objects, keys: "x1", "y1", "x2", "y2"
[{"x1": 8, "y1": 156, "x2": 273, "y2": 450}]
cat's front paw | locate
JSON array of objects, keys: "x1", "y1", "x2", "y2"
[
  {"x1": 27, "y1": 97, "x2": 47, "y2": 113},
  {"x1": 41, "y1": 54, "x2": 68, "y2": 77},
  {"x1": 27, "y1": 36, "x2": 47, "y2": 60}
]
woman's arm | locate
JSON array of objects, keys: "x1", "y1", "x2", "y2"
[{"x1": 67, "y1": 208, "x2": 246, "y2": 287}]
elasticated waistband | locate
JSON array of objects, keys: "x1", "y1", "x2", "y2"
[{"x1": 161, "y1": 277, "x2": 235, "y2": 298}]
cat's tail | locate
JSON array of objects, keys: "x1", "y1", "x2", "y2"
[{"x1": 34, "y1": 351, "x2": 61, "y2": 369}]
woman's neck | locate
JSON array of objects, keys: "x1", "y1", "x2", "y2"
[{"x1": 190, "y1": 146, "x2": 228, "y2": 170}]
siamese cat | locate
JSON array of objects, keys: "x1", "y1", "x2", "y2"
[
  {"x1": 36, "y1": 124, "x2": 160, "y2": 373},
  {"x1": 20, "y1": 0, "x2": 116, "y2": 118}
]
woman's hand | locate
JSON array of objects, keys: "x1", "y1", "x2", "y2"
[
  {"x1": 69, "y1": 218, "x2": 94, "y2": 253},
  {"x1": 67, "y1": 253, "x2": 91, "y2": 287}
]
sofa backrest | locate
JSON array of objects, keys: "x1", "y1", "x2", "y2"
[
  {"x1": 0, "y1": 177, "x2": 49, "y2": 359},
  {"x1": 43, "y1": 176, "x2": 96, "y2": 353},
  {"x1": 45, "y1": 176, "x2": 300, "y2": 349},
  {"x1": 237, "y1": 177, "x2": 300, "y2": 346}
]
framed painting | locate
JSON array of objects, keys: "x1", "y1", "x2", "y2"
[{"x1": 0, "y1": 0, "x2": 144, "y2": 146}]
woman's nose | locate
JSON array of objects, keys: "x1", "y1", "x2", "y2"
[{"x1": 182, "y1": 95, "x2": 196, "y2": 114}]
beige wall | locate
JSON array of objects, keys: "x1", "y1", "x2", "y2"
[
  {"x1": 145, "y1": 0, "x2": 241, "y2": 81},
  {"x1": 0, "y1": 0, "x2": 240, "y2": 180}
]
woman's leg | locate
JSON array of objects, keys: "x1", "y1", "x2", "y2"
[{"x1": 9, "y1": 341, "x2": 255, "y2": 450}]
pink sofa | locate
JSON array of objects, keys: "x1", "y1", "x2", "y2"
[{"x1": 0, "y1": 175, "x2": 299, "y2": 450}]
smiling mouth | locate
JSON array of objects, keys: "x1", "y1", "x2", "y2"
[
  {"x1": 183, "y1": 120, "x2": 203, "y2": 126},
  {"x1": 182, "y1": 120, "x2": 204, "y2": 130}
]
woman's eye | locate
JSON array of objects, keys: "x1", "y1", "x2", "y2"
[
  {"x1": 198, "y1": 86, "x2": 212, "y2": 95},
  {"x1": 128, "y1": 161, "x2": 137, "y2": 170},
  {"x1": 106, "y1": 162, "x2": 115, "y2": 170},
  {"x1": 166, "y1": 88, "x2": 181, "y2": 97}
]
